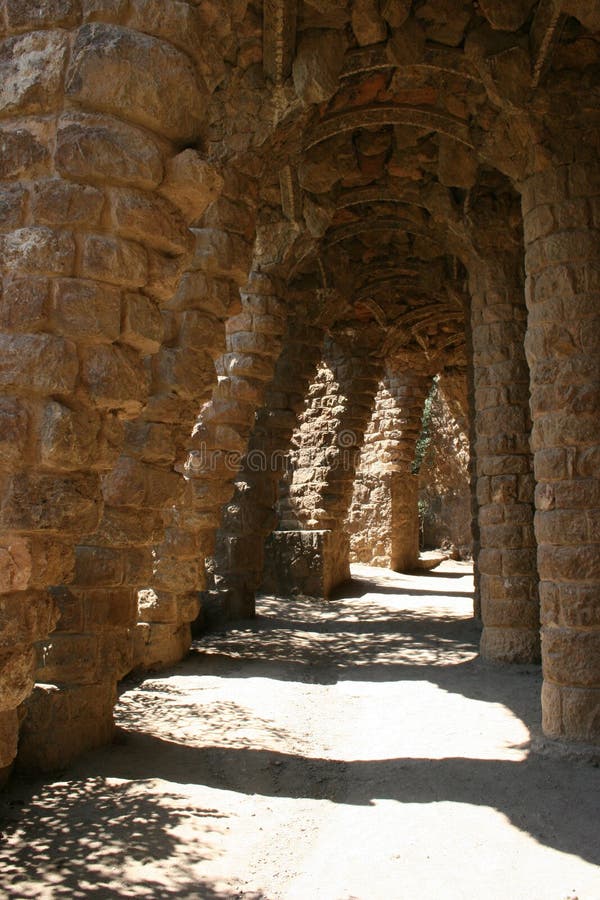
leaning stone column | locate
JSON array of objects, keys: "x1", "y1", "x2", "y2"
[
  {"x1": 521, "y1": 159, "x2": 600, "y2": 743},
  {"x1": 346, "y1": 367, "x2": 431, "y2": 571},
  {"x1": 469, "y1": 254, "x2": 539, "y2": 663}
]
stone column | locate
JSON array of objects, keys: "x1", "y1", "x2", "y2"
[
  {"x1": 0, "y1": 5, "x2": 222, "y2": 772},
  {"x1": 347, "y1": 367, "x2": 431, "y2": 571},
  {"x1": 521, "y1": 160, "x2": 600, "y2": 743},
  {"x1": 208, "y1": 299, "x2": 326, "y2": 620},
  {"x1": 186, "y1": 273, "x2": 289, "y2": 620},
  {"x1": 469, "y1": 255, "x2": 539, "y2": 663},
  {"x1": 270, "y1": 335, "x2": 383, "y2": 598}
]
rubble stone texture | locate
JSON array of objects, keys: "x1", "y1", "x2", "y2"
[
  {"x1": 346, "y1": 367, "x2": 432, "y2": 570},
  {"x1": 0, "y1": 0, "x2": 598, "y2": 778}
]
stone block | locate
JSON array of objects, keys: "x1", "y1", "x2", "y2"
[
  {"x1": 6, "y1": 0, "x2": 81, "y2": 29},
  {"x1": 541, "y1": 681, "x2": 600, "y2": 743},
  {"x1": 1, "y1": 227, "x2": 75, "y2": 277},
  {"x1": 124, "y1": 420, "x2": 175, "y2": 465},
  {"x1": 0, "y1": 277, "x2": 49, "y2": 332},
  {"x1": 82, "y1": 587, "x2": 136, "y2": 629},
  {"x1": 0, "y1": 183, "x2": 27, "y2": 230},
  {"x1": 543, "y1": 627, "x2": 600, "y2": 687},
  {"x1": 51, "y1": 278, "x2": 121, "y2": 343},
  {"x1": 80, "y1": 233, "x2": 147, "y2": 288},
  {"x1": 0, "y1": 590, "x2": 58, "y2": 648},
  {"x1": 0, "y1": 397, "x2": 29, "y2": 469},
  {"x1": 0, "y1": 124, "x2": 50, "y2": 180},
  {"x1": 292, "y1": 29, "x2": 346, "y2": 104},
  {"x1": 32, "y1": 179, "x2": 104, "y2": 228},
  {"x1": 36, "y1": 632, "x2": 99, "y2": 684},
  {"x1": 179, "y1": 310, "x2": 225, "y2": 354},
  {"x1": 74, "y1": 545, "x2": 125, "y2": 587},
  {"x1": 151, "y1": 346, "x2": 215, "y2": 400},
  {"x1": 109, "y1": 187, "x2": 192, "y2": 256},
  {"x1": 133, "y1": 620, "x2": 190, "y2": 670},
  {"x1": 0, "y1": 472, "x2": 102, "y2": 534},
  {"x1": 152, "y1": 555, "x2": 201, "y2": 593},
  {"x1": 480, "y1": 625, "x2": 540, "y2": 664},
  {"x1": 0, "y1": 708, "x2": 18, "y2": 769},
  {"x1": 91, "y1": 505, "x2": 163, "y2": 548},
  {"x1": 0, "y1": 333, "x2": 78, "y2": 394},
  {"x1": 0, "y1": 30, "x2": 69, "y2": 118},
  {"x1": 121, "y1": 292, "x2": 163, "y2": 354},
  {"x1": 262, "y1": 529, "x2": 350, "y2": 600},
  {"x1": 56, "y1": 111, "x2": 164, "y2": 189},
  {"x1": 191, "y1": 228, "x2": 252, "y2": 285},
  {"x1": 66, "y1": 24, "x2": 206, "y2": 142},
  {"x1": 81, "y1": 343, "x2": 150, "y2": 415},
  {"x1": 159, "y1": 149, "x2": 223, "y2": 223},
  {"x1": 101, "y1": 455, "x2": 183, "y2": 509},
  {"x1": 39, "y1": 400, "x2": 100, "y2": 470},
  {"x1": 17, "y1": 681, "x2": 116, "y2": 771}
]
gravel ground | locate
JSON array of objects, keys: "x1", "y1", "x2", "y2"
[{"x1": 1, "y1": 562, "x2": 599, "y2": 899}]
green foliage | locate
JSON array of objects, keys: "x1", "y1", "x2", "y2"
[{"x1": 411, "y1": 378, "x2": 437, "y2": 475}]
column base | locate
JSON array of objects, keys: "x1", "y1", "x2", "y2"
[
  {"x1": 542, "y1": 681, "x2": 600, "y2": 745},
  {"x1": 0, "y1": 708, "x2": 18, "y2": 772},
  {"x1": 480, "y1": 626, "x2": 541, "y2": 664},
  {"x1": 17, "y1": 681, "x2": 116, "y2": 772},
  {"x1": 262, "y1": 529, "x2": 351, "y2": 600},
  {"x1": 134, "y1": 622, "x2": 192, "y2": 671}
]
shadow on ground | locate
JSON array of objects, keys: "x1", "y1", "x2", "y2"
[{"x1": 1, "y1": 563, "x2": 599, "y2": 896}]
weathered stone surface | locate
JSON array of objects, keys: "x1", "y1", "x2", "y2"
[
  {"x1": 0, "y1": 473, "x2": 101, "y2": 533},
  {"x1": 0, "y1": 278, "x2": 50, "y2": 332},
  {"x1": 0, "y1": 183, "x2": 27, "y2": 231},
  {"x1": 159, "y1": 150, "x2": 224, "y2": 223},
  {"x1": 0, "y1": 125, "x2": 50, "y2": 180},
  {"x1": 51, "y1": 278, "x2": 121, "y2": 343},
  {"x1": 478, "y1": 0, "x2": 536, "y2": 31},
  {"x1": 1, "y1": 227, "x2": 75, "y2": 277},
  {"x1": 0, "y1": 709, "x2": 18, "y2": 769},
  {"x1": 66, "y1": 24, "x2": 207, "y2": 141},
  {"x1": 0, "y1": 398, "x2": 29, "y2": 470},
  {"x1": 6, "y1": 0, "x2": 81, "y2": 30},
  {"x1": 438, "y1": 136, "x2": 478, "y2": 188},
  {"x1": 81, "y1": 344, "x2": 150, "y2": 414},
  {"x1": 31, "y1": 180, "x2": 105, "y2": 227},
  {"x1": 0, "y1": 30, "x2": 69, "y2": 117},
  {"x1": 351, "y1": 0, "x2": 387, "y2": 45},
  {"x1": 39, "y1": 401, "x2": 101, "y2": 469},
  {"x1": 0, "y1": 333, "x2": 78, "y2": 394},
  {"x1": 56, "y1": 112, "x2": 164, "y2": 190},
  {"x1": 121, "y1": 293, "x2": 163, "y2": 355},
  {"x1": 293, "y1": 29, "x2": 346, "y2": 104},
  {"x1": 109, "y1": 188, "x2": 192, "y2": 256},
  {"x1": 380, "y1": 0, "x2": 411, "y2": 28},
  {"x1": 80, "y1": 234, "x2": 147, "y2": 288}
]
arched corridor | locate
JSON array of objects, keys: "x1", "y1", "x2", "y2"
[{"x1": 2, "y1": 563, "x2": 599, "y2": 899}]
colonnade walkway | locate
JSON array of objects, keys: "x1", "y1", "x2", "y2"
[{"x1": 1, "y1": 563, "x2": 599, "y2": 899}]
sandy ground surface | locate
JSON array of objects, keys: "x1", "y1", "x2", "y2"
[{"x1": 1, "y1": 562, "x2": 600, "y2": 899}]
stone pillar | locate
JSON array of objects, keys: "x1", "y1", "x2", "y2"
[
  {"x1": 347, "y1": 368, "x2": 431, "y2": 571},
  {"x1": 1, "y1": 5, "x2": 222, "y2": 771},
  {"x1": 273, "y1": 335, "x2": 383, "y2": 597},
  {"x1": 208, "y1": 305, "x2": 326, "y2": 619},
  {"x1": 469, "y1": 255, "x2": 539, "y2": 664},
  {"x1": 187, "y1": 273, "x2": 289, "y2": 620},
  {"x1": 521, "y1": 160, "x2": 600, "y2": 743},
  {"x1": 391, "y1": 473, "x2": 421, "y2": 571}
]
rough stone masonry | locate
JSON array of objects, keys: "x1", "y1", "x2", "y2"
[{"x1": 0, "y1": 0, "x2": 599, "y2": 780}]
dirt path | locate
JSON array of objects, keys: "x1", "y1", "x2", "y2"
[{"x1": 1, "y1": 562, "x2": 600, "y2": 899}]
